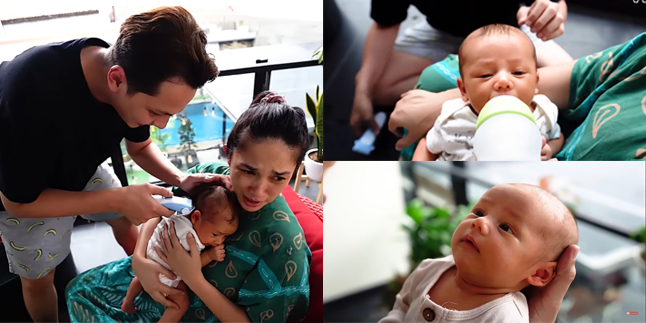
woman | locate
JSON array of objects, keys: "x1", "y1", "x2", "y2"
[
  {"x1": 389, "y1": 32, "x2": 646, "y2": 160},
  {"x1": 66, "y1": 91, "x2": 312, "y2": 323}
]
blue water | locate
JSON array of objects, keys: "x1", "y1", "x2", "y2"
[{"x1": 157, "y1": 102, "x2": 234, "y2": 148}]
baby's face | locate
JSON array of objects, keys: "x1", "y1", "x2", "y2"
[
  {"x1": 451, "y1": 184, "x2": 555, "y2": 289},
  {"x1": 193, "y1": 209, "x2": 238, "y2": 247},
  {"x1": 458, "y1": 33, "x2": 539, "y2": 112}
]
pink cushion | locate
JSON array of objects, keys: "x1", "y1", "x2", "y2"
[{"x1": 282, "y1": 186, "x2": 322, "y2": 322}]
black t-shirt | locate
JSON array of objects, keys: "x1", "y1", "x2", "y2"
[
  {"x1": 371, "y1": 0, "x2": 559, "y2": 38},
  {"x1": 0, "y1": 38, "x2": 150, "y2": 211}
]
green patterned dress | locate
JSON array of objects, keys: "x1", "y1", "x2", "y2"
[{"x1": 66, "y1": 162, "x2": 311, "y2": 322}]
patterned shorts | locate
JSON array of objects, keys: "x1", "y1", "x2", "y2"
[{"x1": 0, "y1": 163, "x2": 123, "y2": 279}]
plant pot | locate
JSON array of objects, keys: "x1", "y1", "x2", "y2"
[{"x1": 304, "y1": 148, "x2": 323, "y2": 182}]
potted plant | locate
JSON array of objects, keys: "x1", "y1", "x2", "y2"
[
  {"x1": 303, "y1": 46, "x2": 324, "y2": 182},
  {"x1": 630, "y1": 226, "x2": 645, "y2": 275},
  {"x1": 382, "y1": 199, "x2": 472, "y2": 307},
  {"x1": 177, "y1": 113, "x2": 199, "y2": 169},
  {"x1": 304, "y1": 85, "x2": 323, "y2": 182}
]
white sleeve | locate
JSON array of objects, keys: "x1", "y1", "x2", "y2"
[
  {"x1": 534, "y1": 95, "x2": 561, "y2": 140},
  {"x1": 549, "y1": 122, "x2": 562, "y2": 140},
  {"x1": 426, "y1": 116, "x2": 445, "y2": 154}
]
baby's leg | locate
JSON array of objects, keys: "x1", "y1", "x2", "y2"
[
  {"x1": 121, "y1": 277, "x2": 143, "y2": 315},
  {"x1": 158, "y1": 281, "x2": 190, "y2": 323}
]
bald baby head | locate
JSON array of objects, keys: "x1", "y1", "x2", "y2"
[
  {"x1": 507, "y1": 183, "x2": 579, "y2": 263},
  {"x1": 458, "y1": 24, "x2": 537, "y2": 76}
]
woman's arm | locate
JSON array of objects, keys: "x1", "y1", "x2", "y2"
[
  {"x1": 537, "y1": 60, "x2": 577, "y2": 110},
  {"x1": 158, "y1": 222, "x2": 250, "y2": 322},
  {"x1": 388, "y1": 89, "x2": 459, "y2": 150},
  {"x1": 131, "y1": 217, "x2": 184, "y2": 309},
  {"x1": 189, "y1": 275, "x2": 250, "y2": 323}
]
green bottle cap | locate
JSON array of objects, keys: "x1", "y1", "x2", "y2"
[{"x1": 475, "y1": 95, "x2": 536, "y2": 130}]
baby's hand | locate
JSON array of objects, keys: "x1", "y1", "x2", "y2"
[
  {"x1": 540, "y1": 136, "x2": 552, "y2": 161},
  {"x1": 208, "y1": 244, "x2": 226, "y2": 262}
]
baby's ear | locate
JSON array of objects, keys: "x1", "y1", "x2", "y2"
[
  {"x1": 191, "y1": 210, "x2": 202, "y2": 225},
  {"x1": 535, "y1": 72, "x2": 540, "y2": 94},
  {"x1": 527, "y1": 261, "x2": 557, "y2": 287},
  {"x1": 457, "y1": 78, "x2": 469, "y2": 102}
]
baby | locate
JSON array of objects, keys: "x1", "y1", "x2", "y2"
[
  {"x1": 121, "y1": 182, "x2": 241, "y2": 322},
  {"x1": 381, "y1": 184, "x2": 578, "y2": 323},
  {"x1": 413, "y1": 24, "x2": 563, "y2": 161}
]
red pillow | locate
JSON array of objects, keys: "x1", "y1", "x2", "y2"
[{"x1": 282, "y1": 186, "x2": 322, "y2": 322}]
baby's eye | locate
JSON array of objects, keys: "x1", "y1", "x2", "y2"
[
  {"x1": 243, "y1": 169, "x2": 254, "y2": 175},
  {"x1": 499, "y1": 224, "x2": 513, "y2": 233},
  {"x1": 479, "y1": 74, "x2": 492, "y2": 78},
  {"x1": 273, "y1": 176, "x2": 286, "y2": 182},
  {"x1": 513, "y1": 71, "x2": 524, "y2": 76},
  {"x1": 474, "y1": 210, "x2": 484, "y2": 217}
]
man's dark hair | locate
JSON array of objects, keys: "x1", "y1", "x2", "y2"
[{"x1": 107, "y1": 6, "x2": 219, "y2": 95}]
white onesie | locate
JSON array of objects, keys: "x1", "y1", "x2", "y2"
[
  {"x1": 146, "y1": 214, "x2": 206, "y2": 288},
  {"x1": 380, "y1": 255, "x2": 528, "y2": 323},
  {"x1": 426, "y1": 95, "x2": 561, "y2": 161}
]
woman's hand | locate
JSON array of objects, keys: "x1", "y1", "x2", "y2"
[
  {"x1": 131, "y1": 251, "x2": 184, "y2": 309},
  {"x1": 526, "y1": 245, "x2": 579, "y2": 323},
  {"x1": 178, "y1": 173, "x2": 233, "y2": 194},
  {"x1": 517, "y1": 0, "x2": 566, "y2": 41},
  {"x1": 156, "y1": 221, "x2": 204, "y2": 286},
  {"x1": 388, "y1": 89, "x2": 451, "y2": 151}
]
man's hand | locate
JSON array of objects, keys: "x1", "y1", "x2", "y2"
[
  {"x1": 540, "y1": 136, "x2": 553, "y2": 161},
  {"x1": 526, "y1": 245, "x2": 579, "y2": 323},
  {"x1": 178, "y1": 173, "x2": 232, "y2": 194},
  {"x1": 389, "y1": 89, "x2": 444, "y2": 150},
  {"x1": 207, "y1": 244, "x2": 226, "y2": 262},
  {"x1": 517, "y1": 0, "x2": 566, "y2": 41},
  {"x1": 350, "y1": 91, "x2": 379, "y2": 138},
  {"x1": 117, "y1": 184, "x2": 174, "y2": 225}
]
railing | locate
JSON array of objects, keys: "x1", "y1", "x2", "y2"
[{"x1": 110, "y1": 56, "x2": 321, "y2": 189}]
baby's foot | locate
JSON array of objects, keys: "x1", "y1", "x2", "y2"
[{"x1": 121, "y1": 301, "x2": 137, "y2": 315}]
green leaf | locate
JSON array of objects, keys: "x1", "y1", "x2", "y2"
[
  {"x1": 434, "y1": 208, "x2": 451, "y2": 219},
  {"x1": 305, "y1": 93, "x2": 317, "y2": 121},
  {"x1": 316, "y1": 94, "x2": 323, "y2": 160}
]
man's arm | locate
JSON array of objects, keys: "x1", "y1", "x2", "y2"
[
  {"x1": 0, "y1": 188, "x2": 121, "y2": 218},
  {"x1": 351, "y1": 22, "x2": 401, "y2": 135},
  {"x1": 355, "y1": 22, "x2": 401, "y2": 99},
  {"x1": 126, "y1": 138, "x2": 186, "y2": 187}
]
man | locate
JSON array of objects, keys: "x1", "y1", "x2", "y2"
[
  {"x1": 350, "y1": 0, "x2": 573, "y2": 137},
  {"x1": 0, "y1": 6, "x2": 224, "y2": 322}
]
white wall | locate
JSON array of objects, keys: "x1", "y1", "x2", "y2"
[{"x1": 323, "y1": 161, "x2": 410, "y2": 302}]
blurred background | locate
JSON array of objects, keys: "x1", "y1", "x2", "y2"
[{"x1": 324, "y1": 161, "x2": 646, "y2": 322}]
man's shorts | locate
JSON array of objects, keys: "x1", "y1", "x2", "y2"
[
  {"x1": 0, "y1": 163, "x2": 123, "y2": 279},
  {"x1": 394, "y1": 21, "x2": 550, "y2": 62}
]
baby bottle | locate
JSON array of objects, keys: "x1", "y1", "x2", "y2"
[{"x1": 472, "y1": 95, "x2": 542, "y2": 161}]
